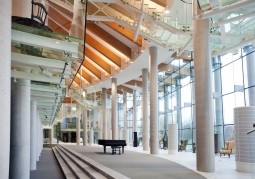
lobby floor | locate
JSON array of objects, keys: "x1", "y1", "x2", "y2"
[
  {"x1": 124, "y1": 145, "x2": 253, "y2": 179},
  {"x1": 65, "y1": 145, "x2": 205, "y2": 179},
  {"x1": 63, "y1": 143, "x2": 253, "y2": 179}
]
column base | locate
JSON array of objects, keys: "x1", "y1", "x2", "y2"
[{"x1": 236, "y1": 161, "x2": 255, "y2": 173}]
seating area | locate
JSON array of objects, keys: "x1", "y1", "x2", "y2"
[
  {"x1": 220, "y1": 140, "x2": 235, "y2": 158},
  {"x1": 178, "y1": 140, "x2": 188, "y2": 152}
]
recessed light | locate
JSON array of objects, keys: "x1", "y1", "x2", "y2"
[
  {"x1": 56, "y1": 41, "x2": 59, "y2": 44},
  {"x1": 165, "y1": 10, "x2": 169, "y2": 14},
  {"x1": 130, "y1": 61, "x2": 133, "y2": 63}
]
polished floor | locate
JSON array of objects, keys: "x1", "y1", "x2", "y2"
[
  {"x1": 63, "y1": 143, "x2": 254, "y2": 179},
  {"x1": 124, "y1": 145, "x2": 254, "y2": 179},
  {"x1": 64, "y1": 145, "x2": 205, "y2": 179},
  {"x1": 31, "y1": 143, "x2": 254, "y2": 179}
]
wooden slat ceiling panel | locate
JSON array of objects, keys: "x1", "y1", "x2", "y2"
[
  {"x1": 85, "y1": 47, "x2": 111, "y2": 74},
  {"x1": 86, "y1": 23, "x2": 131, "y2": 58},
  {"x1": 82, "y1": 60, "x2": 101, "y2": 79},
  {"x1": 103, "y1": 22, "x2": 143, "y2": 47},
  {"x1": 86, "y1": 34, "x2": 121, "y2": 67},
  {"x1": 150, "y1": 0, "x2": 166, "y2": 7},
  {"x1": 63, "y1": 97, "x2": 76, "y2": 103},
  {"x1": 118, "y1": 85, "x2": 133, "y2": 94},
  {"x1": 125, "y1": 80, "x2": 142, "y2": 88},
  {"x1": 78, "y1": 68, "x2": 92, "y2": 83}
]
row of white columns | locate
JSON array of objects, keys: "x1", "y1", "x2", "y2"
[{"x1": 9, "y1": 79, "x2": 44, "y2": 179}]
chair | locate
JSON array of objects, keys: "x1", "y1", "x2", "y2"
[
  {"x1": 178, "y1": 140, "x2": 188, "y2": 152},
  {"x1": 220, "y1": 140, "x2": 235, "y2": 158},
  {"x1": 31, "y1": 0, "x2": 48, "y2": 26}
]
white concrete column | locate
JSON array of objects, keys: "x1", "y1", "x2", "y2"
[
  {"x1": 168, "y1": 124, "x2": 178, "y2": 154},
  {"x1": 83, "y1": 108, "x2": 88, "y2": 146},
  {"x1": 149, "y1": 47, "x2": 159, "y2": 155},
  {"x1": 123, "y1": 92, "x2": 128, "y2": 143},
  {"x1": 142, "y1": 68, "x2": 149, "y2": 151},
  {"x1": 193, "y1": 4, "x2": 215, "y2": 172},
  {"x1": 213, "y1": 57, "x2": 224, "y2": 152},
  {"x1": 89, "y1": 130, "x2": 94, "y2": 145},
  {"x1": 30, "y1": 101, "x2": 37, "y2": 170},
  {"x1": 98, "y1": 110, "x2": 103, "y2": 139},
  {"x1": 0, "y1": 0, "x2": 11, "y2": 178},
  {"x1": 164, "y1": 86, "x2": 169, "y2": 132},
  {"x1": 40, "y1": 121, "x2": 43, "y2": 152},
  {"x1": 102, "y1": 88, "x2": 107, "y2": 139},
  {"x1": 10, "y1": 79, "x2": 31, "y2": 179},
  {"x1": 107, "y1": 109, "x2": 112, "y2": 139},
  {"x1": 111, "y1": 78, "x2": 118, "y2": 139},
  {"x1": 244, "y1": 46, "x2": 255, "y2": 106},
  {"x1": 234, "y1": 107, "x2": 255, "y2": 172},
  {"x1": 76, "y1": 116, "x2": 80, "y2": 145},
  {"x1": 133, "y1": 90, "x2": 137, "y2": 133},
  {"x1": 50, "y1": 125, "x2": 54, "y2": 145},
  {"x1": 36, "y1": 111, "x2": 40, "y2": 161}
]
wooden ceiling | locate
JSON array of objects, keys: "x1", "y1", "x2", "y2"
[{"x1": 47, "y1": 1, "x2": 145, "y2": 90}]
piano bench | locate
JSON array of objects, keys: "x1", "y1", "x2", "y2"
[{"x1": 111, "y1": 146, "x2": 121, "y2": 155}]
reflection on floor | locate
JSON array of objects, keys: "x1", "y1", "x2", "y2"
[
  {"x1": 63, "y1": 143, "x2": 253, "y2": 179},
  {"x1": 125, "y1": 146, "x2": 253, "y2": 179}
]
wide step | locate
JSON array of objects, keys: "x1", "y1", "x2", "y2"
[
  {"x1": 52, "y1": 147, "x2": 77, "y2": 179},
  {"x1": 57, "y1": 146, "x2": 107, "y2": 179},
  {"x1": 53, "y1": 146, "x2": 90, "y2": 179},
  {"x1": 58, "y1": 145, "x2": 130, "y2": 179}
]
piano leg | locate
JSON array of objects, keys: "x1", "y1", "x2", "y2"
[
  {"x1": 104, "y1": 146, "x2": 106, "y2": 153},
  {"x1": 122, "y1": 146, "x2": 124, "y2": 153}
]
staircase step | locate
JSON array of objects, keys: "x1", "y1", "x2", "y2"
[
  {"x1": 59, "y1": 145, "x2": 130, "y2": 179},
  {"x1": 54, "y1": 146, "x2": 90, "y2": 179},
  {"x1": 52, "y1": 147, "x2": 77, "y2": 179},
  {"x1": 58, "y1": 146, "x2": 107, "y2": 179}
]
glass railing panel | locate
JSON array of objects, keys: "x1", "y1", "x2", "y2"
[
  {"x1": 12, "y1": 22, "x2": 82, "y2": 43},
  {"x1": 11, "y1": 42, "x2": 67, "y2": 62}
]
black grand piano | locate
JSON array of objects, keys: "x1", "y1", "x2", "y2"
[{"x1": 98, "y1": 140, "x2": 126, "y2": 154}]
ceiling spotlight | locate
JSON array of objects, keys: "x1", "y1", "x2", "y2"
[
  {"x1": 165, "y1": 10, "x2": 169, "y2": 14},
  {"x1": 130, "y1": 61, "x2": 133, "y2": 63}
]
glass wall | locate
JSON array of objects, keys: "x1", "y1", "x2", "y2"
[{"x1": 117, "y1": 46, "x2": 255, "y2": 151}]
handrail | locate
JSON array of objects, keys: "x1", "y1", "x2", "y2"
[{"x1": 247, "y1": 128, "x2": 255, "y2": 135}]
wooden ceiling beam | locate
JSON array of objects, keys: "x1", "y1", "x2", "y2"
[
  {"x1": 125, "y1": 80, "x2": 142, "y2": 88},
  {"x1": 77, "y1": 68, "x2": 92, "y2": 83},
  {"x1": 63, "y1": 97, "x2": 76, "y2": 103},
  {"x1": 85, "y1": 47, "x2": 111, "y2": 74},
  {"x1": 103, "y1": 22, "x2": 142, "y2": 47},
  {"x1": 158, "y1": 63, "x2": 174, "y2": 72},
  {"x1": 150, "y1": 0, "x2": 166, "y2": 7},
  {"x1": 82, "y1": 60, "x2": 101, "y2": 79},
  {"x1": 118, "y1": 85, "x2": 133, "y2": 94},
  {"x1": 107, "y1": 88, "x2": 123, "y2": 95},
  {"x1": 86, "y1": 23, "x2": 131, "y2": 58},
  {"x1": 86, "y1": 34, "x2": 121, "y2": 67},
  {"x1": 171, "y1": 51, "x2": 192, "y2": 61}
]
